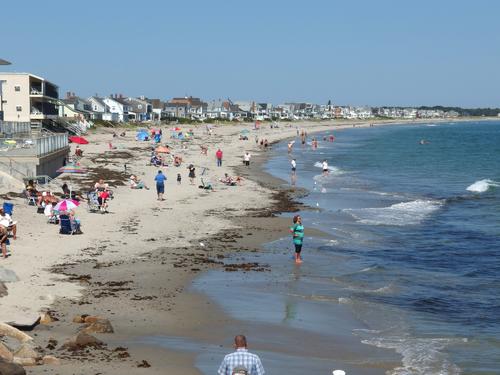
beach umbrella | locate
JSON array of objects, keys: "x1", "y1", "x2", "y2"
[
  {"x1": 156, "y1": 146, "x2": 170, "y2": 153},
  {"x1": 54, "y1": 199, "x2": 79, "y2": 212},
  {"x1": 57, "y1": 164, "x2": 87, "y2": 174},
  {"x1": 68, "y1": 136, "x2": 89, "y2": 144}
]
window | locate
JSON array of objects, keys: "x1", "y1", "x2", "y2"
[
  {"x1": 138, "y1": 104, "x2": 142, "y2": 109},
  {"x1": 16, "y1": 105, "x2": 22, "y2": 112},
  {"x1": 14, "y1": 85, "x2": 21, "y2": 92}
]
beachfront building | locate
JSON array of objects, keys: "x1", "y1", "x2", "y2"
[
  {"x1": 103, "y1": 96, "x2": 131, "y2": 122},
  {"x1": 121, "y1": 97, "x2": 152, "y2": 122},
  {"x1": 0, "y1": 72, "x2": 59, "y2": 125},
  {"x1": 164, "y1": 96, "x2": 207, "y2": 120}
]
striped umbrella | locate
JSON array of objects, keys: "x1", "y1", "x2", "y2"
[
  {"x1": 57, "y1": 164, "x2": 87, "y2": 174},
  {"x1": 54, "y1": 199, "x2": 79, "y2": 212}
]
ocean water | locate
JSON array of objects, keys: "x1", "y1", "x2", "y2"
[
  {"x1": 142, "y1": 121, "x2": 500, "y2": 374},
  {"x1": 261, "y1": 121, "x2": 500, "y2": 374}
]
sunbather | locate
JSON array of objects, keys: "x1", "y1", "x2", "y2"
[
  {"x1": 0, "y1": 208, "x2": 16, "y2": 240},
  {"x1": 130, "y1": 175, "x2": 149, "y2": 189}
]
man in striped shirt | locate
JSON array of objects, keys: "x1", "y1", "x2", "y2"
[{"x1": 218, "y1": 335, "x2": 265, "y2": 375}]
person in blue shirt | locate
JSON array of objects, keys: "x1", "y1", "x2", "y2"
[
  {"x1": 289, "y1": 215, "x2": 304, "y2": 264},
  {"x1": 154, "y1": 170, "x2": 167, "y2": 201}
]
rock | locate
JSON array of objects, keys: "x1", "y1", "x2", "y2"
[
  {"x1": 83, "y1": 316, "x2": 102, "y2": 324},
  {"x1": 0, "y1": 267, "x2": 19, "y2": 283},
  {"x1": 0, "y1": 283, "x2": 7, "y2": 298},
  {"x1": 0, "y1": 358, "x2": 26, "y2": 375},
  {"x1": 62, "y1": 332, "x2": 103, "y2": 350},
  {"x1": 72, "y1": 314, "x2": 88, "y2": 324},
  {"x1": 12, "y1": 357, "x2": 36, "y2": 366},
  {"x1": 42, "y1": 355, "x2": 61, "y2": 366},
  {"x1": 12, "y1": 343, "x2": 39, "y2": 359},
  {"x1": 39, "y1": 313, "x2": 54, "y2": 325},
  {"x1": 0, "y1": 342, "x2": 13, "y2": 362},
  {"x1": 81, "y1": 318, "x2": 114, "y2": 334},
  {"x1": 0, "y1": 324, "x2": 33, "y2": 344}
]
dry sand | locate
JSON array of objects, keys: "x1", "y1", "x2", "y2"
[{"x1": 0, "y1": 118, "x2": 450, "y2": 373}]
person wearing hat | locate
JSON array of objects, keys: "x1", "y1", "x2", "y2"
[{"x1": 218, "y1": 335, "x2": 264, "y2": 375}]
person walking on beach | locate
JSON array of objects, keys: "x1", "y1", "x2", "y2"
[
  {"x1": 243, "y1": 152, "x2": 251, "y2": 167},
  {"x1": 216, "y1": 148, "x2": 223, "y2": 167},
  {"x1": 290, "y1": 215, "x2": 304, "y2": 264},
  {"x1": 188, "y1": 164, "x2": 196, "y2": 185},
  {"x1": 218, "y1": 335, "x2": 265, "y2": 375},
  {"x1": 154, "y1": 170, "x2": 166, "y2": 201}
]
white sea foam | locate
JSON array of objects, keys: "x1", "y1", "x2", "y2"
[
  {"x1": 313, "y1": 161, "x2": 343, "y2": 174},
  {"x1": 343, "y1": 199, "x2": 443, "y2": 226},
  {"x1": 466, "y1": 179, "x2": 500, "y2": 193},
  {"x1": 362, "y1": 336, "x2": 462, "y2": 375}
]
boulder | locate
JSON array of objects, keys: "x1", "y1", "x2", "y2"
[
  {"x1": 12, "y1": 357, "x2": 36, "y2": 367},
  {"x1": 72, "y1": 314, "x2": 88, "y2": 324},
  {"x1": 0, "y1": 324, "x2": 33, "y2": 344},
  {"x1": 42, "y1": 355, "x2": 61, "y2": 366},
  {"x1": 39, "y1": 313, "x2": 53, "y2": 325},
  {"x1": 82, "y1": 319, "x2": 114, "y2": 334},
  {"x1": 0, "y1": 342, "x2": 13, "y2": 362},
  {"x1": 83, "y1": 316, "x2": 102, "y2": 324},
  {"x1": 12, "y1": 343, "x2": 39, "y2": 360},
  {"x1": 0, "y1": 358, "x2": 26, "y2": 375},
  {"x1": 62, "y1": 332, "x2": 103, "y2": 350}
]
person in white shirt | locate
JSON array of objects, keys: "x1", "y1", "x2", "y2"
[
  {"x1": 322, "y1": 160, "x2": 329, "y2": 176},
  {"x1": 243, "y1": 152, "x2": 251, "y2": 167},
  {"x1": 0, "y1": 208, "x2": 17, "y2": 240},
  {"x1": 291, "y1": 159, "x2": 297, "y2": 175}
]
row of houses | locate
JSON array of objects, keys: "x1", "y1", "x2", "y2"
[{"x1": 0, "y1": 72, "x2": 461, "y2": 127}]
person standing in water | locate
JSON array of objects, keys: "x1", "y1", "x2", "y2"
[
  {"x1": 322, "y1": 159, "x2": 329, "y2": 176},
  {"x1": 290, "y1": 215, "x2": 304, "y2": 264},
  {"x1": 291, "y1": 158, "x2": 297, "y2": 186}
]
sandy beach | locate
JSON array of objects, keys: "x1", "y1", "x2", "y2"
[{"x1": 0, "y1": 117, "x2": 485, "y2": 374}]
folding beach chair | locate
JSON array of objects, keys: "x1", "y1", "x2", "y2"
[
  {"x1": 2, "y1": 202, "x2": 14, "y2": 216},
  {"x1": 86, "y1": 191, "x2": 100, "y2": 213},
  {"x1": 59, "y1": 214, "x2": 74, "y2": 235},
  {"x1": 24, "y1": 190, "x2": 36, "y2": 205}
]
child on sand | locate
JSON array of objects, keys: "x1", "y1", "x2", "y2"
[{"x1": 177, "y1": 173, "x2": 182, "y2": 185}]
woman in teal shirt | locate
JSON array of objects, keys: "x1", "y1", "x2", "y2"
[{"x1": 290, "y1": 215, "x2": 304, "y2": 264}]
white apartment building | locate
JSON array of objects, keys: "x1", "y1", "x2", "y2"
[{"x1": 0, "y1": 72, "x2": 59, "y2": 123}]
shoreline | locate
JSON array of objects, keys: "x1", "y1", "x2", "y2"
[{"x1": 0, "y1": 118, "x2": 483, "y2": 373}]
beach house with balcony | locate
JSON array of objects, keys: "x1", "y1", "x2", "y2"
[{"x1": 0, "y1": 73, "x2": 59, "y2": 126}]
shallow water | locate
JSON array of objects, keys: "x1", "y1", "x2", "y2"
[{"x1": 264, "y1": 120, "x2": 500, "y2": 374}]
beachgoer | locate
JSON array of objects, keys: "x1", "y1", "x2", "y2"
[
  {"x1": 289, "y1": 215, "x2": 304, "y2": 264},
  {"x1": 312, "y1": 138, "x2": 318, "y2": 150},
  {"x1": 75, "y1": 146, "x2": 83, "y2": 157},
  {"x1": 130, "y1": 175, "x2": 149, "y2": 189},
  {"x1": 287, "y1": 142, "x2": 293, "y2": 154},
  {"x1": 291, "y1": 159, "x2": 297, "y2": 175},
  {"x1": 154, "y1": 170, "x2": 167, "y2": 201},
  {"x1": 322, "y1": 160, "x2": 329, "y2": 176},
  {"x1": 329, "y1": 134, "x2": 335, "y2": 142},
  {"x1": 218, "y1": 335, "x2": 265, "y2": 375},
  {"x1": 216, "y1": 148, "x2": 223, "y2": 167},
  {"x1": 264, "y1": 139, "x2": 268, "y2": 149},
  {"x1": 94, "y1": 179, "x2": 109, "y2": 192},
  {"x1": 98, "y1": 190, "x2": 110, "y2": 213},
  {"x1": 0, "y1": 225, "x2": 8, "y2": 258},
  {"x1": 177, "y1": 173, "x2": 182, "y2": 185},
  {"x1": 243, "y1": 152, "x2": 251, "y2": 167},
  {"x1": 0, "y1": 208, "x2": 16, "y2": 240},
  {"x1": 188, "y1": 164, "x2": 196, "y2": 185}
]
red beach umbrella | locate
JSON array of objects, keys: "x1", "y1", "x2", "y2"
[{"x1": 69, "y1": 136, "x2": 89, "y2": 144}]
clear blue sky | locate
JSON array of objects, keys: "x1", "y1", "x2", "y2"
[{"x1": 2, "y1": 0, "x2": 499, "y2": 107}]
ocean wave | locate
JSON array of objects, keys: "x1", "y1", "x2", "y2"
[
  {"x1": 343, "y1": 199, "x2": 443, "y2": 226},
  {"x1": 313, "y1": 161, "x2": 343, "y2": 174},
  {"x1": 362, "y1": 336, "x2": 463, "y2": 375},
  {"x1": 466, "y1": 179, "x2": 500, "y2": 193}
]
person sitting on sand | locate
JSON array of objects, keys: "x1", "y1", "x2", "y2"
[
  {"x1": 0, "y1": 208, "x2": 17, "y2": 240},
  {"x1": 174, "y1": 155, "x2": 182, "y2": 167},
  {"x1": 200, "y1": 145, "x2": 208, "y2": 155},
  {"x1": 38, "y1": 191, "x2": 57, "y2": 207},
  {"x1": 26, "y1": 179, "x2": 38, "y2": 197},
  {"x1": 69, "y1": 210, "x2": 82, "y2": 234},
  {"x1": 74, "y1": 145, "x2": 83, "y2": 157},
  {"x1": 220, "y1": 173, "x2": 237, "y2": 186},
  {"x1": 130, "y1": 175, "x2": 149, "y2": 190}
]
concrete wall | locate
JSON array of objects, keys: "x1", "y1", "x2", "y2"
[{"x1": 0, "y1": 146, "x2": 69, "y2": 180}]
